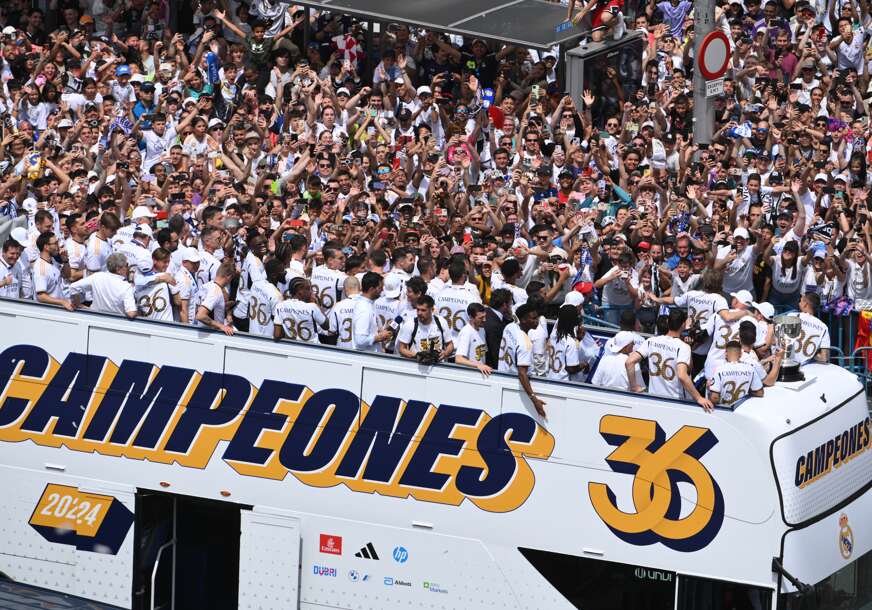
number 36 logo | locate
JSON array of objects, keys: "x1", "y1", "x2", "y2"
[{"x1": 588, "y1": 415, "x2": 724, "y2": 552}]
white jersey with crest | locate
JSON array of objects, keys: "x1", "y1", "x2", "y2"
[
  {"x1": 546, "y1": 329, "x2": 581, "y2": 381},
  {"x1": 455, "y1": 323, "x2": 487, "y2": 365},
  {"x1": 498, "y1": 322, "x2": 533, "y2": 374},
  {"x1": 672, "y1": 290, "x2": 729, "y2": 355},
  {"x1": 310, "y1": 265, "x2": 347, "y2": 311},
  {"x1": 710, "y1": 360, "x2": 763, "y2": 406},
  {"x1": 273, "y1": 298, "x2": 326, "y2": 344},
  {"x1": 793, "y1": 312, "x2": 831, "y2": 361},
  {"x1": 134, "y1": 272, "x2": 177, "y2": 322},
  {"x1": 704, "y1": 311, "x2": 760, "y2": 380},
  {"x1": 174, "y1": 267, "x2": 201, "y2": 325},
  {"x1": 248, "y1": 279, "x2": 283, "y2": 337},
  {"x1": 435, "y1": 284, "x2": 482, "y2": 341},
  {"x1": 233, "y1": 251, "x2": 267, "y2": 319},
  {"x1": 635, "y1": 335, "x2": 691, "y2": 399},
  {"x1": 328, "y1": 296, "x2": 358, "y2": 349}
]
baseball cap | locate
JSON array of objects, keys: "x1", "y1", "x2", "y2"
[
  {"x1": 207, "y1": 117, "x2": 225, "y2": 128},
  {"x1": 140, "y1": 81, "x2": 155, "y2": 92},
  {"x1": 564, "y1": 291, "x2": 585, "y2": 307},
  {"x1": 382, "y1": 274, "x2": 402, "y2": 298},
  {"x1": 181, "y1": 248, "x2": 201, "y2": 263},
  {"x1": 730, "y1": 290, "x2": 754, "y2": 306},
  {"x1": 733, "y1": 227, "x2": 750, "y2": 240},
  {"x1": 57, "y1": 118, "x2": 73, "y2": 128},
  {"x1": 116, "y1": 64, "x2": 132, "y2": 77},
  {"x1": 9, "y1": 227, "x2": 28, "y2": 247},
  {"x1": 133, "y1": 224, "x2": 153, "y2": 237},
  {"x1": 752, "y1": 301, "x2": 775, "y2": 322},
  {"x1": 610, "y1": 331, "x2": 636, "y2": 353},
  {"x1": 2, "y1": 26, "x2": 16, "y2": 37},
  {"x1": 131, "y1": 205, "x2": 156, "y2": 219},
  {"x1": 337, "y1": 87, "x2": 350, "y2": 96},
  {"x1": 79, "y1": 15, "x2": 95, "y2": 24},
  {"x1": 417, "y1": 85, "x2": 432, "y2": 97}
]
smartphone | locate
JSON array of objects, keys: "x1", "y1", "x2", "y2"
[{"x1": 532, "y1": 85, "x2": 541, "y2": 100}]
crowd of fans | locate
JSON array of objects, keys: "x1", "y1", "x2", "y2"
[{"x1": 0, "y1": 0, "x2": 847, "y2": 413}]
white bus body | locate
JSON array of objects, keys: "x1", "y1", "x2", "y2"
[{"x1": 0, "y1": 298, "x2": 870, "y2": 610}]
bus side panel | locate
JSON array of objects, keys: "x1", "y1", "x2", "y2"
[{"x1": 0, "y1": 467, "x2": 134, "y2": 609}]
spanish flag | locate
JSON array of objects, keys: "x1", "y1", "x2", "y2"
[{"x1": 854, "y1": 311, "x2": 872, "y2": 370}]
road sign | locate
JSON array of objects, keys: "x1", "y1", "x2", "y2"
[
  {"x1": 698, "y1": 31, "x2": 731, "y2": 80},
  {"x1": 705, "y1": 78, "x2": 724, "y2": 97}
]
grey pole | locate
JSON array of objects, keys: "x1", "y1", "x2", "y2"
[{"x1": 693, "y1": 0, "x2": 716, "y2": 148}]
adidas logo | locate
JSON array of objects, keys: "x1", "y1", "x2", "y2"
[{"x1": 355, "y1": 542, "x2": 380, "y2": 560}]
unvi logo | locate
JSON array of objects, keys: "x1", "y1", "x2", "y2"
[
  {"x1": 392, "y1": 546, "x2": 409, "y2": 563},
  {"x1": 588, "y1": 415, "x2": 725, "y2": 552}
]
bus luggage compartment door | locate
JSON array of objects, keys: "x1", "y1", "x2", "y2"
[{"x1": 238, "y1": 508, "x2": 301, "y2": 609}]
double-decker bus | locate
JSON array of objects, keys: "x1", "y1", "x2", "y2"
[{"x1": 0, "y1": 297, "x2": 869, "y2": 610}]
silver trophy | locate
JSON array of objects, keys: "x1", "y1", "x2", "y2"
[{"x1": 774, "y1": 313, "x2": 804, "y2": 382}]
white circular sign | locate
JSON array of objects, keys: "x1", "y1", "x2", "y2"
[{"x1": 699, "y1": 31, "x2": 731, "y2": 80}]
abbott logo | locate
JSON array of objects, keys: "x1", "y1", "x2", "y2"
[{"x1": 589, "y1": 415, "x2": 725, "y2": 552}]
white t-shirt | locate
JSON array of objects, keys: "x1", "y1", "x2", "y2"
[
  {"x1": 196, "y1": 281, "x2": 227, "y2": 327},
  {"x1": 590, "y1": 352, "x2": 631, "y2": 391},
  {"x1": 84, "y1": 233, "x2": 113, "y2": 273},
  {"x1": 142, "y1": 125, "x2": 178, "y2": 172},
  {"x1": 248, "y1": 279, "x2": 283, "y2": 337},
  {"x1": 673, "y1": 290, "x2": 729, "y2": 355},
  {"x1": 174, "y1": 267, "x2": 201, "y2": 324},
  {"x1": 546, "y1": 329, "x2": 581, "y2": 381},
  {"x1": 710, "y1": 361, "x2": 763, "y2": 406},
  {"x1": 328, "y1": 296, "x2": 357, "y2": 349},
  {"x1": 0, "y1": 255, "x2": 22, "y2": 298},
  {"x1": 273, "y1": 298, "x2": 326, "y2": 343},
  {"x1": 434, "y1": 284, "x2": 482, "y2": 341},
  {"x1": 717, "y1": 246, "x2": 756, "y2": 295},
  {"x1": 794, "y1": 312, "x2": 831, "y2": 361},
  {"x1": 455, "y1": 323, "x2": 487, "y2": 365},
  {"x1": 704, "y1": 311, "x2": 760, "y2": 380},
  {"x1": 134, "y1": 271, "x2": 177, "y2": 321},
  {"x1": 310, "y1": 264, "x2": 347, "y2": 310},
  {"x1": 69, "y1": 272, "x2": 136, "y2": 315},
  {"x1": 397, "y1": 314, "x2": 450, "y2": 355},
  {"x1": 233, "y1": 251, "x2": 267, "y2": 319},
  {"x1": 635, "y1": 335, "x2": 691, "y2": 399},
  {"x1": 497, "y1": 322, "x2": 533, "y2": 374},
  {"x1": 32, "y1": 257, "x2": 64, "y2": 300}
]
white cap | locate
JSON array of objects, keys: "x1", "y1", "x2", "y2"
[
  {"x1": 641, "y1": 121, "x2": 655, "y2": 129},
  {"x1": 159, "y1": 63, "x2": 174, "y2": 72},
  {"x1": 9, "y1": 227, "x2": 28, "y2": 247},
  {"x1": 131, "y1": 205, "x2": 156, "y2": 219},
  {"x1": 181, "y1": 247, "x2": 201, "y2": 263},
  {"x1": 22, "y1": 197, "x2": 37, "y2": 212},
  {"x1": 730, "y1": 290, "x2": 754, "y2": 306},
  {"x1": 564, "y1": 291, "x2": 585, "y2": 308},
  {"x1": 732, "y1": 227, "x2": 750, "y2": 240},
  {"x1": 2, "y1": 26, "x2": 17, "y2": 36},
  {"x1": 814, "y1": 173, "x2": 829, "y2": 183},
  {"x1": 336, "y1": 87, "x2": 351, "y2": 96},
  {"x1": 57, "y1": 118, "x2": 73, "y2": 128},
  {"x1": 382, "y1": 273, "x2": 402, "y2": 299},
  {"x1": 609, "y1": 331, "x2": 636, "y2": 354},
  {"x1": 182, "y1": 97, "x2": 197, "y2": 107},
  {"x1": 207, "y1": 117, "x2": 225, "y2": 128},
  {"x1": 133, "y1": 224, "x2": 153, "y2": 237},
  {"x1": 511, "y1": 238, "x2": 529, "y2": 249},
  {"x1": 130, "y1": 73, "x2": 146, "y2": 84},
  {"x1": 416, "y1": 85, "x2": 432, "y2": 96},
  {"x1": 752, "y1": 301, "x2": 775, "y2": 321}
]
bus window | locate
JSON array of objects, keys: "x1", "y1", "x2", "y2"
[
  {"x1": 519, "y1": 547, "x2": 675, "y2": 610},
  {"x1": 779, "y1": 549, "x2": 872, "y2": 610},
  {"x1": 677, "y1": 574, "x2": 772, "y2": 610}
]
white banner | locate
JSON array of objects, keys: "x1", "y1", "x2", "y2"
[{"x1": 771, "y1": 397, "x2": 872, "y2": 526}]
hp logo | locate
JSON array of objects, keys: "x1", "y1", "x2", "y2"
[{"x1": 392, "y1": 546, "x2": 408, "y2": 563}]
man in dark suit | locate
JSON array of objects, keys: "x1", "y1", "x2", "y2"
[{"x1": 484, "y1": 288, "x2": 514, "y2": 369}]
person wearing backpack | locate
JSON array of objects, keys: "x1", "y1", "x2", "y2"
[{"x1": 397, "y1": 294, "x2": 453, "y2": 363}]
